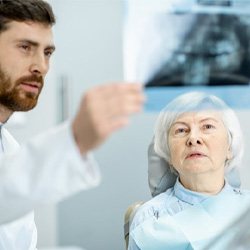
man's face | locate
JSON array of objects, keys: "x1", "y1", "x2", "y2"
[{"x1": 0, "y1": 21, "x2": 55, "y2": 111}]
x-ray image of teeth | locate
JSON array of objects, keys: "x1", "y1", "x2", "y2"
[
  {"x1": 146, "y1": 14, "x2": 250, "y2": 87},
  {"x1": 123, "y1": 0, "x2": 250, "y2": 87}
]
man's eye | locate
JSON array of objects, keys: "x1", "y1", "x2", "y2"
[
  {"x1": 20, "y1": 44, "x2": 30, "y2": 51},
  {"x1": 44, "y1": 50, "x2": 53, "y2": 58}
]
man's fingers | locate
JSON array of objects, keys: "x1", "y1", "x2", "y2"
[
  {"x1": 88, "y1": 83, "x2": 145, "y2": 119},
  {"x1": 104, "y1": 95, "x2": 144, "y2": 118},
  {"x1": 89, "y1": 82, "x2": 144, "y2": 102},
  {"x1": 72, "y1": 82, "x2": 145, "y2": 154},
  {"x1": 96, "y1": 117, "x2": 130, "y2": 139}
]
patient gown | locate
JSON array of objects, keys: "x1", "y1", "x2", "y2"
[{"x1": 128, "y1": 179, "x2": 250, "y2": 250}]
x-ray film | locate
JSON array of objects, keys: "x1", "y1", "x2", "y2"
[{"x1": 123, "y1": 0, "x2": 250, "y2": 110}]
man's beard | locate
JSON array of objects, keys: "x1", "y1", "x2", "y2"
[{"x1": 0, "y1": 66, "x2": 44, "y2": 112}]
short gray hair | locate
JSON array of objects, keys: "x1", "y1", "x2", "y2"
[{"x1": 154, "y1": 92, "x2": 243, "y2": 174}]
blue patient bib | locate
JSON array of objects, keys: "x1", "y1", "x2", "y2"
[{"x1": 131, "y1": 191, "x2": 250, "y2": 250}]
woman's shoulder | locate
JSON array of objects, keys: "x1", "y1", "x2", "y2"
[
  {"x1": 235, "y1": 188, "x2": 250, "y2": 196},
  {"x1": 226, "y1": 185, "x2": 250, "y2": 204},
  {"x1": 130, "y1": 187, "x2": 175, "y2": 230}
]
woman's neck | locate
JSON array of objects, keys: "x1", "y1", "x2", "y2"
[{"x1": 179, "y1": 172, "x2": 225, "y2": 195}]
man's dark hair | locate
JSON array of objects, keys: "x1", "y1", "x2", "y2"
[{"x1": 0, "y1": 0, "x2": 56, "y2": 33}]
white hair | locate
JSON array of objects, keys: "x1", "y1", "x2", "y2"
[{"x1": 154, "y1": 92, "x2": 243, "y2": 173}]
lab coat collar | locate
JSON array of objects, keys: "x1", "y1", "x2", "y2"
[{"x1": 0, "y1": 126, "x2": 20, "y2": 153}]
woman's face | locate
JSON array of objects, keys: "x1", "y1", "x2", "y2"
[{"x1": 168, "y1": 110, "x2": 232, "y2": 176}]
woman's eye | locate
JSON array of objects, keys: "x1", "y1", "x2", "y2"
[
  {"x1": 203, "y1": 124, "x2": 215, "y2": 130},
  {"x1": 175, "y1": 128, "x2": 187, "y2": 134}
]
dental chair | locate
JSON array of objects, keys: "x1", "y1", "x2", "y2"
[
  {"x1": 124, "y1": 201, "x2": 144, "y2": 249},
  {"x1": 123, "y1": 139, "x2": 176, "y2": 249},
  {"x1": 40, "y1": 247, "x2": 84, "y2": 250}
]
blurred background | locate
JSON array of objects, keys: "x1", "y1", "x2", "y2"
[{"x1": 5, "y1": 0, "x2": 250, "y2": 249}]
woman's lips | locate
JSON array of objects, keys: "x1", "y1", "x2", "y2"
[{"x1": 186, "y1": 152, "x2": 206, "y2": 159}]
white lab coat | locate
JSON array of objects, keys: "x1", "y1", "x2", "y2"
[{"x1": 0, "y1": 122, "x2": 101, "y2": 249}]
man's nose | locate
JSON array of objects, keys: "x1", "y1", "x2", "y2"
[
  {"x1": 29, "y1": 54, "x2": 49, "y2": 76},
  {"x1": 186, "y1": 130, "x2": 203, "y2": 146}
]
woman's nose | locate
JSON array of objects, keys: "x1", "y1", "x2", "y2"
[{"x1": 186, "y1": 130, "x2": 202, "y2": 146}]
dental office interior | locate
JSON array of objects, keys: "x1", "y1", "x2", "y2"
[{"x1": 6, "y1": 0, "x2": 250, "y2": 250}]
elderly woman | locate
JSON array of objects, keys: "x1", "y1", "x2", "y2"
[{"x1": 128, "y1": 92, "x2": 250, "y2": 250}]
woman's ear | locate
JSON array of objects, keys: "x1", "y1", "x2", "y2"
[
  {"x1": 168, "y1": 156, "x2": 172, "y2": 166},
  {"x1": 226, "y1": 147, "x2": 233, "y2": 160}
]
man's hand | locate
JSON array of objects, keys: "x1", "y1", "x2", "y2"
[{"x1": 72, "y1": 82, "x2": 145, "y2": 155}]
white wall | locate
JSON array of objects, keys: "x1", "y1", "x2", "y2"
[{"x1": 236, "y1": 111, "x2": 250, "y2": 190}]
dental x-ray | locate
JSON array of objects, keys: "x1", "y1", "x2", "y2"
[{"x1": 124, "y1": 0, "x2": 250, "y2": 110}]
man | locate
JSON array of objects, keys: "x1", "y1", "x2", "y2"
[{"x1": 0, "y1": 0, "x2": 144, "y2": 249}]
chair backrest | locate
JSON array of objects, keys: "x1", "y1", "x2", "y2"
[{"x1": 124, "y1": 201, "x2": 144, "y2": 249}]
